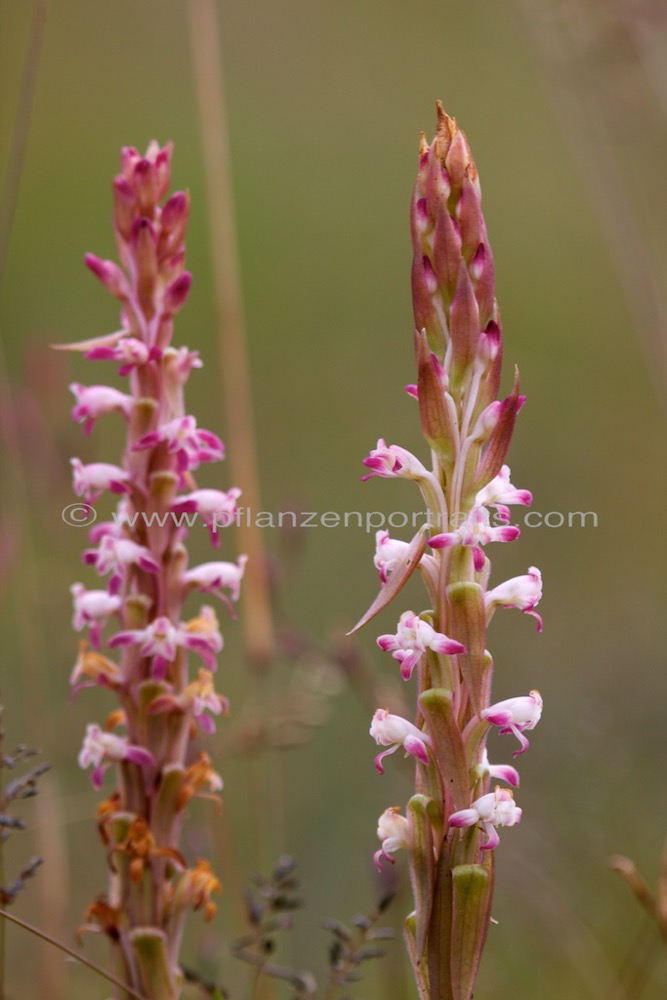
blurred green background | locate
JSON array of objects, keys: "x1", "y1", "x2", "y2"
[{"x1": 1, "y1": 1, "x2": 666, "y2": 997}]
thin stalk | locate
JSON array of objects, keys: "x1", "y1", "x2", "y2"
[
  {"x1": 0, "y1": 0, "x2": 50, "y2": 283},
  {"x1": 0, "y1": 0, "x2": 51, "y2": 729},
  {"x1": 187, "y1": 0, "x2": 275, "y2": 668},
  {"x1": 187, "y1": 17, "x2": 285, "y2": 987},
  {"x1": 0, "y1": 4, "x2": 68, "y2": 997},
  {"x1": 0, "y1": 908, "x2": 148, "y2": 1000}
]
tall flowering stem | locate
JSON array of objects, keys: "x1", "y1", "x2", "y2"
[
  {"x1": 60, "y1": 144, "x2": 243, "y2": 999},
  {"x1": 355, "y1": 106, "x2": 543, "y2": 999}
]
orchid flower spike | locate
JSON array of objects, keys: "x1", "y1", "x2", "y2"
[
  {"x1": 373, "y1": 806, "x2": 410, "y2": 871},
  {"x1": 64, "y1": 141, "x2": 242, "y2": 990},
  {"x1": 449, "y1": 786, "x2": 522, "y2": 850},
  {"x1": 370, "y1": 708, "x2": 431, "y2": 773},
  {"x1": 354, "y1": 106, "x2": 545, "y2": 1000},
  {"x1": 377, "y1": 610, "x2": 465, "y2": 680},
  {"x1": 482, "y1": 690, "x2": 543, "y2": 756}
]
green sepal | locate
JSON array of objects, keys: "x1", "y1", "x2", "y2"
[
  {"x1": 148, "y1": 470, "x2": 179, "y2": 509},
  {"x1": 137, "y1": 678, "x2": 172, "y2": 761},
  {"x1": 124, "y1": 594, "x2": 152, "y2": 629},
  {"x1": 129, "y1": 926, "x2": 179, "y2": 1000},
  {"x1": 450, "y1": 862, "x2": 494, "y2": 1000},
  {"x1": 404, "y1": 913, "x2": 430, "y2": 1000},
  {"x1": 427, "y1": 844, "x2": 455, "y2": 1000},
  {"x1": 407, "y1": 794, "x2": 436, "y2": 959},
  {"x1": 463, "y1": 715, "x2": 491, "y2": 772},
  {"x1": 129, "y1": 397, "x2": 159, "y2": 443},
  {"x1": 151, "y1": 763, "x2": 186, "y2": 846},
  {"x1": 420, "y1": 688, "x2": 469, "y2": 811},
  {"x1": 108, "y1": 811, "x2": 135, "y2": 884},
  {"x1": 138, "y1": 679, "x2": 170, "y2": 712},
  {"x1": 446, "y1": 582, "x2": 489, "y2": 713},
  {"x1": 425, "y1": 642, "x2": 454, "y2": 690},
  {"x1": 109, "y1": 811, "x2": 135, "y2": 845}
]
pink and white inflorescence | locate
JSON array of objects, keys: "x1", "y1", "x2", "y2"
[
  {"x1": 61, "y1": 142, "x2": 240, "y2": 992},
  {"x1": 353, "y1": 106, "x2": 545, "y2": 997}
]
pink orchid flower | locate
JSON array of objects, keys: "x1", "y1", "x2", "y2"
[
  {"x1": 477, "y1": 748, "x2": 520, "y2": 788},
  {"x1": 78, "y1": 723, "x2": 155, "y2": 790},
  {"x1": 429, "y1": 505, "x2": 519, "y2": 571},
  {"x1": 377, "y1": 610, "x2": 465, "y2": 680},
  {"x1": 70, "y1": 583, "x2": 122, "y2": 647},
  {"x1": 374, "y1": 530, "x2": 411, "y2": 584},
  {"x1": 374, "y1": 806, "x2": 410, "y2": 871},
  {"x1": 109, "y1": 608, "x2": 223, "y2": 679},
  {"x1": 370, "y1": 708, "x2": 431, "y2": 773},
  {"x1": 474, "y1": 464, "x2": 532, "y2": 523},
  {"x1": 133, "y1": 415, "x2": 224, "y2": 472},
  {"x1": 362, "y1": 439, "x2": 430, "y2": 482},
  {"x1": 182, "y1": 555, "x2": 248, "y2": 604},
  {"x1": 71, "y1": 458, "x2": 131, "y2": 501},
  {"x1": 69, "y1": 382, "x2": 133, "y2": 434},
  {"x1": 485, "y1": 566, "x2": 543, "y2": 631},
  {"x1": 481, "y1": 690, "x2": 543, "y2": 756},
  {"x1": 83, "y1": 534, "x2": 160, "y2": 594},
  {"x1": 148, "y1": 668, "x2": 229, "y2": 734},
  {"x1": 172, "y1": 488, "x2": 241, "y2": 545},
  {"x1": 449, "y1": 786, "x2": 522, "y2": 850}
]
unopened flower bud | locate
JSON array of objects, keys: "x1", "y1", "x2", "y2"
[
  {"x1": 163, "y1": 272, "x2": 192, "y2": 315},
  {"x1": 113, "y1": 176, "x2": 137, "y2": 240},
  {"x1": 133, "y1": 158, "x2": 157, "y2": 217},
  {"x1": 85, "y1": 254, "x2": 131, "y2": 300},
  {"x1": 160, "y1": 192, "x2": 190, "y2": 253}
]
